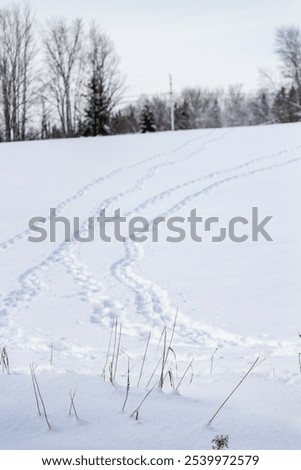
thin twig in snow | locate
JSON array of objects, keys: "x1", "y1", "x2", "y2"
[
  {"x1": 208, "y1": 357, "x2": 260, "y2": 426},
  {"x1": 137, "y1": 332, "x2": 151, "y2": 388},
  {"x1": 69, "y1": 389, "x2": 79, "y2": 420}
]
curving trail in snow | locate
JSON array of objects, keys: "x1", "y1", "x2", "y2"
[
  {"x1": 0, "y1": 129, "x2": 224, "y2": 344},
  {"x1": 1, "y1": 124, "x2": 301, "y2": 451},
  {"x1": 1, "y1": 125, "x2": 300, "y2": 363},
  {"x1": 0, "y1": 130, "x2": 224, "y2": 321},
  {"x1": 0, "y1": 130, "x2": 214, "y2": 251},
  {"x1": 111, "y1": 148, "x2": 301, "y2": 347}
]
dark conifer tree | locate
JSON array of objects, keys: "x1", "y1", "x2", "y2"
[
  {"x1": 84, "y1": 74, "x2": 109, "y2": 136},
  {"x1": 272, "y1": 87, "x2": 290, "y2": 123},
  {"x1": 111, "y1": 106, "x2": 139, "y2": 134},
  {"x1": 140, "y1": 102, "x2": 156, "y2": 133},
  {"x1": 287, "y1": 86, "x2": 300, "y2": 122}
]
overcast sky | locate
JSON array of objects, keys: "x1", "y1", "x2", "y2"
[{"x1": 12, "y1": 0, "x2": 301, "y2": 100}]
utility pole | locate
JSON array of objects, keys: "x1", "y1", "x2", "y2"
[
  {"x1": 296, "y1": 69, "x2": 300, "y2": 111},
  {"x1": 169, "y1": 74, "x2": 175, "y2": 131}
]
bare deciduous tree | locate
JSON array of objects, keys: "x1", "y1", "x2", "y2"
[
  {"x1": 43, "y1": 17, "x2": 84, "y2": 137},
  {"x1": 181, "y1": 87, "x2": 222, "y2": 129},
  {"x1": 224, "y1": 84, "x2": 249, "y2": 127},
  {"x1": 275, "y1": 25, "x2": 301, "y2": 102},
  {"x1": 0, "y1": 3, "x2": 35, "y2": 141}
]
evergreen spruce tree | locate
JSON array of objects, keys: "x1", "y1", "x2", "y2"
[
  {"x1": 111, "y1": 106, "x2": 139, "y2": 134},
  {"x1": 272, "y1": 87, "x2": 290, "y2": 123},
  {"x1": 140, "y1": 102, "x2": 156, "y2": 133},
  {"x1": 84, "y1": 74, "x2": 109, "y2": 136},
  {"x1": 288, "y1": 86, "x2": 300, "y2": 122}
]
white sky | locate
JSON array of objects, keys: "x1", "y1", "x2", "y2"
[{"x1": 10, "y1": 0, "x2": 301, "y2": 100}]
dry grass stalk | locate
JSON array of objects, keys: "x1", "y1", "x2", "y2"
[
  {"x1": 158, "y1": 309, "x2": 178, "y2": 389},
  {"x1": 69, "y1": 389, "x2": 79, "y2": 420},
  {"x1": 29, "y1": 364, "x2": 51, "y2": 430},
  {"x1": 156, "y1": 326, "x2": 166, "y2": 355},
  {"x1": 210, "y1": 348, "x2": 218, "y2": 375},
  {"x1": 167, "y1": 347, "x2": 178, "y2": 377},
  {"x1": 106, "y1": 319, "x2": 123, "y2": 383},
  {"x1": 208, "y1": 357, "x2": 260, "y2": 426},
  {"x1": 137, "y1": 332, "x2": 151, "y2": 388},
  {"x1": 168, "y1": 369, "x2": 175, "y2": 389},
  {"x1": 167, "y1": 308, "x2": 178, "y2": 356},
  {"x1": 29, "y1": 364, "x2": 41, "y2": 416},
  {"x1": 1, "y1": 346, "x2": 9, "y2": 374},
  {"x1": 158, "y1": 327, "x2": 167, "y2": 389},
  {"x1": 102, "y1": 327, "x2": 113, "y2": 381},
  {"x1": 109, "y1": 318, "x2": 118, "y2": 382},
  {"x1": 145, "y1": 352, "x2": 164, "y2": 390},
  {"x1": 122, "y1": 357, "x2": 130, "y2": 412},
  {"x1": 130, "y1": 384, "x2": 157, "y2": 421},
  {"x1": 176, "y1": 358, "x2": 194, "y2": 390},
  {"x1": 113, "y1": 322, "x2": 122, "y2": 381}
]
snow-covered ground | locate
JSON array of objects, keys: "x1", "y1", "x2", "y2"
[{"x1": 0, "y1": 123, "x2": 301, "y2": 449}]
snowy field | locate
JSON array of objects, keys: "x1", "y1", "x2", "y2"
[{"x1": 0, "y1": 123, "x2": 301, "y2": 449}]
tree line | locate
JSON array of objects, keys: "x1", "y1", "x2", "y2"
[
  {"x1": 0, "y1": 3, "x2": 300, "y2": 142},
  {"x1": 0, "y1": 3, "x2": 124, "y2": 142}
]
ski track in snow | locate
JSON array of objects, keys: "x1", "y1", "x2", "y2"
[{"x1": 1, "y1": 131, "x2": 301, "y2": 358}]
